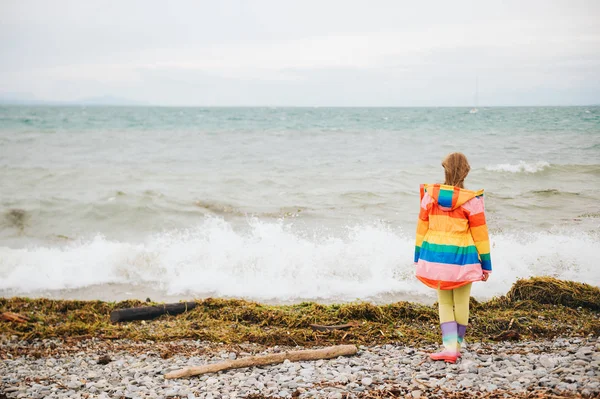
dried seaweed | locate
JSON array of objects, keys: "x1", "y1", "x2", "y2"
[{"x1": 1, "y1": 278, "x2": 598, "y2": 347}]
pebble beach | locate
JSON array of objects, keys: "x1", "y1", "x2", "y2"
[{"x1": 1, "y1": 335, "x2": 598, "y2": 399}]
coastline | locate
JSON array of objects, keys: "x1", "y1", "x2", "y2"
[
  {"x1": 0, "y1": 284, "x2": 435, "y2": 307},
  {"x1": 1, "y1": 277, "x2": 599, "y2": 398}
]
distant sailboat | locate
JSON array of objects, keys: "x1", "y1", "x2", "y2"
[{"x1": 469, "y1": 77, "x2": 479, "y2": 114}]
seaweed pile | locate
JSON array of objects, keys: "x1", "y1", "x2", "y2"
[{"x1": 1, "y1": 278, "x2": 598, "y2": 347}]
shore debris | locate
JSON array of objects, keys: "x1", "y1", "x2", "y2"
[{"x1": 165, "y1": 344, "x2": 358, "y2": 379}]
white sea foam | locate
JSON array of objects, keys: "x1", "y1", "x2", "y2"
[
  {"x1": 485, "y1": 161, "x2": 551, "y2": 173},
  {"x1": 0, "y1": 218, "x2": 597, "y2": 303}
]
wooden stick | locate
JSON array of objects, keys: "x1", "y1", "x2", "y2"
[
  {"x1": 309, "y1": 321, "x2": 359, "y2": 332},
  {"x1": 165, "y1": 344, "x2": 358, "y2": 379},
  {"x1": 508, "y1": 318, "x2": 515, "y2": 330},
  {"x1": 109, "y1": 302, "x2": 196, "y2": 323},
  {"x1": 1, "y1": 312, "x2": 30, "y2": 323}
]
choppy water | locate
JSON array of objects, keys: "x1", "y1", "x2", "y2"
[{"x1": 1, "y1": 106, "x2": 599, "y2": 303}]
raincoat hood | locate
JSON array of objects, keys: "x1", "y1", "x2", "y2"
[{"x1": 421, "y1": 184, "x2": 484, "y2": 211}]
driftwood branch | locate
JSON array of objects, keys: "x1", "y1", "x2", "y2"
[
  {"x1": 309, "y1": 322, "x2": 359, "y2": 332},
  {"x1": 110, "y1": 302, "x2": 197, "y2": 323},
  {"x1": 165, "y1": 344, "x2": 358, "y2": 379},
  {"x1": 0, "y1": 312, "x2": 30, "y2": 323}
]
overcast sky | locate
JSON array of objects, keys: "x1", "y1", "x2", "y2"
[{"x1": 1, "y1": 0, "x2": 599, "y2": 106}]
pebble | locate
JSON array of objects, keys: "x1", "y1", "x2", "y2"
[
  {"x1": 486, "y1": 383, "x2": 498, "y2": 392},
  {"x1": 539, "y1": 354, "x2": 557, "y2": 369},
  {"x1": 0, "y1": 337, "x2": 598, "y2": 398}
]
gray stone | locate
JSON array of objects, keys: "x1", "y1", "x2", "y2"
[
  {"x1": 485, "y1": 383, "x2": 498, "y2": 392},
  {"x1": 460, "y1": 379, "x2": 474, "y2": 388},
  {"x1": 572, "y1": 359, "x2": 589, "y2": 367},
  {"x1": 539, "y1": 355, "x2": 556, "y2": 369},
  {"x1": 510, "y1": 381, "x2": 523, "y2": 390},
  {"x1": 66, "y1": 381, "x2": 82, "y2": 390}
]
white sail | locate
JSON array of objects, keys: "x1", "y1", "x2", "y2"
[{"x1": 469, "y1": 77, "x2": 479, "y2": 114}]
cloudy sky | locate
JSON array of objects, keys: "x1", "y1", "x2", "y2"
[{"x1": 1, "y1": 0, "x2": 599, "y2": 106}]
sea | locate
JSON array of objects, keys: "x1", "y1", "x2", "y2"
[{"x1": 1, "y1": 106, "x2": 599, "y2": 304}]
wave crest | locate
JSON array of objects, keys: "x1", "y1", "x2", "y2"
[{"x1": 485, "y1": 161, "x2": 550, "y2": 173}]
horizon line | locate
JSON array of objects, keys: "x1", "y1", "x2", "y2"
[{"x1": 1, "y1": 103, "x2": 599, "y2": 108}]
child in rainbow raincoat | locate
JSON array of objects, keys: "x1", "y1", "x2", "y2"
[{"x1": 414, "y1": 152, "x2": 492, "y2": 363}]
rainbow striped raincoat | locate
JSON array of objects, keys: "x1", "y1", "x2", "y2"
[{"x1": 414, "y1": 184, "x2": 492, "y2": 290}]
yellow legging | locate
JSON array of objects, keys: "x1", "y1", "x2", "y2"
[{"x1": 437, "y1": 283, "x2": 472, "y2": 325}]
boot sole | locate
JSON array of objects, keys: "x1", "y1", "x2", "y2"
[{"x1": 429, "y1": 354, "x2": 458, "y2": 363}]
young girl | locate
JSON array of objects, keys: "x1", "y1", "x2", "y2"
[{"x1": 414, "y1": 152, "x2": 492, "y2": 363}]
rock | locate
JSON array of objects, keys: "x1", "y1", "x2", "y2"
[
  {"x1": 577, "y1": 347, "x2": 593, "y2": 355},
  {"x1": 566, "y1": 383, "x2": 579, "y2": 391},
  {"x1": 411, "y1": 389, "x2": 423, "y2": 398},
  {"x1": 98, "y1": 355, "x2": 112, "y2": 365},
  {"x1": 460, "y1": 379, "x2": 474, "y2": 388},
  {"x1": 572, "y1": 359, "x2": 589, "y2": 367},
  {"x1": 361, "y1": 377, "x2": 373, "y2": 386},
  {"x1": 539, "y1": 355, "x2": 556, "y2": 369},
  {"x1": 66, "y1": 381, "x2": 82, "y2": 389},
  {"x1": 460, "y1": 359, "x2": 478, "y2": 373},
  {"x1": 486, "y1": 383, "x2": 498, "y2": 392},
  {"x1": 510, "y1": 381, "x2": 523, "y2": 390}
]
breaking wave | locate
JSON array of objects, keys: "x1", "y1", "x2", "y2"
[
  {"x1": 485, "y1": 161, "x2": 551, "y2": 174},
  {"x1": 0, "y1": 217, "x2": 597, "y2": 303}
]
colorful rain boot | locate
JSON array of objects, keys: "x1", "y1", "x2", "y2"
[
  {"x1": 456, "y1": 323, "x2": 467, "y2": 358},
  {"x1": 429, "y1": 321, "x2": 459, "y2": 363}
]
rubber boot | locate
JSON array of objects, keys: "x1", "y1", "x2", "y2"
[{"x1": 429, "y1": 321, "x2": 459, "y2": 363}]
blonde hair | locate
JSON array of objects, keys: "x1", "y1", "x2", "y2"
[{"x1": 442, "y1": 152, "x2": 470, "y2": 188}]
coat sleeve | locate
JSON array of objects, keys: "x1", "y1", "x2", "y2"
[
  {"x1": 463, "y1": 196, "x2": 492, "y2": 272},
  {"x1": 414, "y1": 191, "x2": 430, "y2": 263}
]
